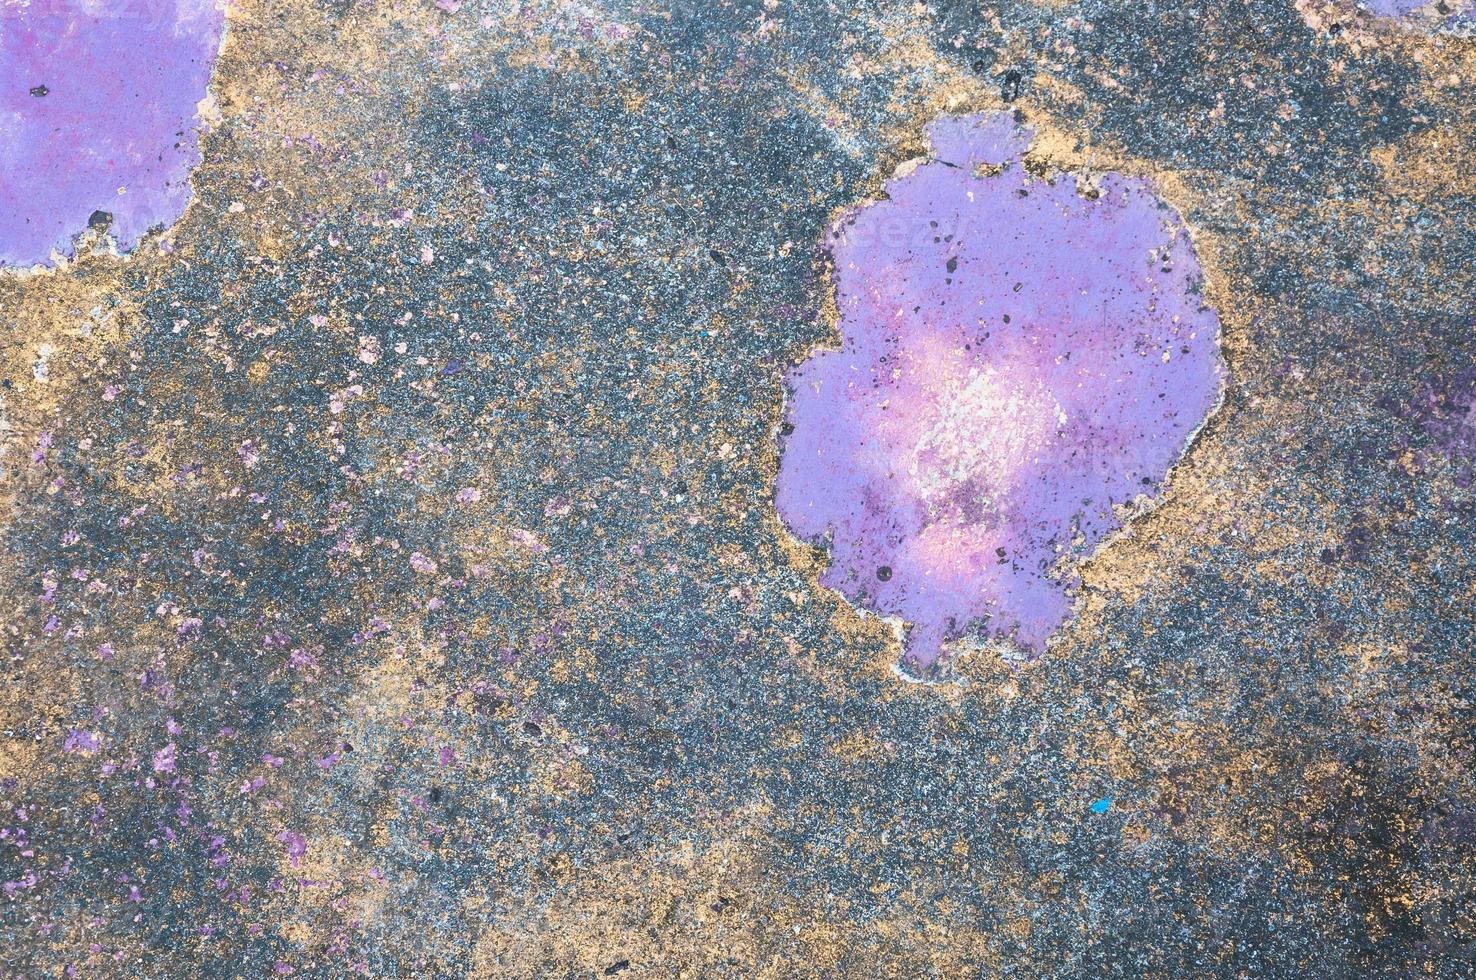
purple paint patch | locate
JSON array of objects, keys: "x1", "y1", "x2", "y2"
[
  {"x1": 0, "y1": 0, "x2": 226, "y2": 268},
  {"x1": 1364, "y1": 0, "x2": 1430, "y2": 13},
  {"x1": 152, "y1": 741, "x2": 177, "y2": 773},
  {"x1": 63, "y1": 729, "x2": 99, "y2": 754},
  {"x1": 276, "y1": 830, "x2": 306, "y2": 867},
  {"x1": 776, "y1": 112, "x2": 1225, "y2": 672},
  {"x1": 1411, "y1": 362, "x2": 1476, "y2": 487},
  {"x1": 1359, "y1": 0, "x2": 1476, "y2": 25}
]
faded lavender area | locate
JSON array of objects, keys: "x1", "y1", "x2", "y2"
[
  {"x1": 1348, "y1": 0, "x2": 1476, "y2": 31},
  {"x1": 778, "y1": 112, "x2": 1223, "y2": 671},
  {"x1": 1365, "y1": 0, "x2": 1472, "y2": 17},
  {"x1": 0, "y1": 0, "x2": 224, "y2": 268}
]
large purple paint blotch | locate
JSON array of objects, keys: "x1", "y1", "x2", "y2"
[
  {"x1": 0, "y1": 0, "x2": 225, "y2": 268},
  {"x1": 776, "y1": 112, "x2": 1225, "y2": 671}
]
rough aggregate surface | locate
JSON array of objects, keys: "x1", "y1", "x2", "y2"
[{"x1": 1, "y1": 0, "x2": 1475, "y2": 976}]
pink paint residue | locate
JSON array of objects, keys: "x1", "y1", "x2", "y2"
[
  {"x1": 0, "y1": 0, "x2": 226, "y2": 268},
  {"x1": 776, "y1": 112, "x2": 1225, "y2": 673}
]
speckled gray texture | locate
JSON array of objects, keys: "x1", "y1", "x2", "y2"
[{"x1": 1, "y1": 0, "x2": 1474, "y2": 976}]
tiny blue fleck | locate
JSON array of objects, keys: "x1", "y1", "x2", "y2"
[{"x1": 1090, "y1": 797, "x2": 1111, "y2": 815}]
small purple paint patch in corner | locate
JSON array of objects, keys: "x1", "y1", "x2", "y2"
[
  {"x1": 775, "y1": 111, "x2": 1226, "y2": 675},
  {"x1": 1362, "y1": 0, "x2": 1431, "y2": 14},
  {"x1": 1358, "y1": 0, "x2": 1476, "y2": 26},
  {"x1": 0, "y1": 0, "x2": 226, "y2": 269}
]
